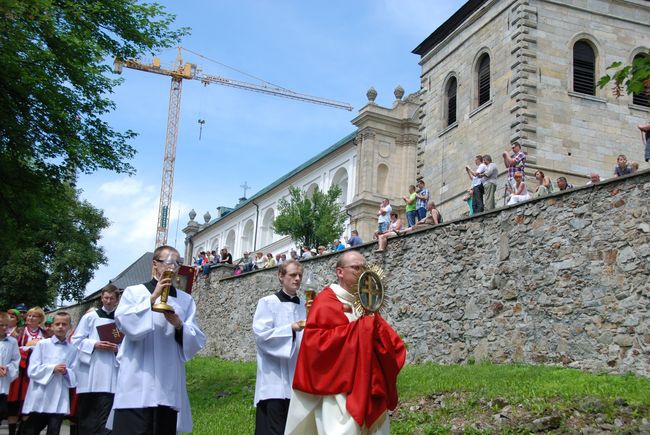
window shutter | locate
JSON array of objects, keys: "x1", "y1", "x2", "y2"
[
  {"x1": 632, "y1": 54, "x2": 650, "y2": 107},
  {"x1": 447, "y1": 77, "x2": 457, "y2": 126},
  {"x1": 573, "y1": 41, "x2": 595, "y2": 95},
  {"x1": 478, "y1": 55, "x2": 490, "y2": 106}
]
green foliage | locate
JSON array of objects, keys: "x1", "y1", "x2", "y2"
[
  {"x1": 0, "y1": 163, "x2": 108, "y2": 308},
  {"x1": 0, "y1": 0, "x2": 187, "y2": 307},
  {"x1": 272, "y1": 185, "x2": 348, "y2": 249},
  {"x1": 598, "y1": 52, "x2": 650, "y2": 98}
]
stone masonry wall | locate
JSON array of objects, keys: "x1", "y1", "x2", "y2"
[{"x1": 194, "y1": 170, "x2": 649, "y2": 376}]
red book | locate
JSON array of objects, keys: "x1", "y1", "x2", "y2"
[{"x1": 96, "y1": 323, "x2": 124, "y2": 344}]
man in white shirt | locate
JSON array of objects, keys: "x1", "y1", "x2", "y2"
[
  {"x1": 110, "y1": 245, "x2": 206, "y2": 435},
  {"x1": 253, "y1": 260, "x2": 306, "y2": 435},
  {"x1": 465, "y1": 155, "x2": 486, "y2": 214},
  {"x1": 376, "y1": 199, "x2": 392, "y2": 235},
  {"x1": 72, "y1": 284, "x2": 120, "y2": 435}
]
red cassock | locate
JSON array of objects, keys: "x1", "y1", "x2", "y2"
[{"x1": 292, "y1": 287, "x2": 406, "y2": 429}]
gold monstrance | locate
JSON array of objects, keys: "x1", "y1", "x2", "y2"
[
  {"x1": 352, "y1": 265, "x2": 386, "y2": 315},
  {"x1": 152, "y1": 254, "x2": 177, "y2": 313}
]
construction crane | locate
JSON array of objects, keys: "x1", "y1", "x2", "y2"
[{"x1": 113, "y1": 47, "x2": 352, "y2": 249}]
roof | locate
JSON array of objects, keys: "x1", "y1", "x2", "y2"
[
  {"x1": 412, "y1": 0, "x2": 490, "y2": 57},
  {"x1": 195, "y1": 131, "x2": 357, "y2": 236},
  {"x1": 84, "y1": 252, "x2": 154, "y2": 300}
]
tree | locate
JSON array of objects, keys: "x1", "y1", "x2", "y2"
[
  {"x1": 0, "y1": 1, "x2": 187, "y2": 306},
  {"x1": 598, "y1": 51, "x2": 650, "y2": 98},
  {"x1": 273, "y1": 185, "x2": 348, "y2": 249}
]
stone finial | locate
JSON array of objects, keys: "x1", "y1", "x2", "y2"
[
  {"x1": 189, "y1": 209, "x2": 196, "y2": 221},
  {"x1": 366, "y1": 87, "x2": 377, "y2": 103},
  {"x1": 203, "y1": 211, "x2": 211, "y2": 224},
  {"x1": 394, "y1": 85, "x2": 405, "y2": 100}
]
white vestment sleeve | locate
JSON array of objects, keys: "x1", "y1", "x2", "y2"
[
  {"x1": 6, "y1": 339, "x2": 20, "y2": 383},
  {"x1": 63, "y1": 348, "x2": 77, "y2": 388},
  {"x1": 253, "y1": 298, "x2": 295, "y2": 359},
  {"x1": 115, "y1": 286, "x2": 155, "y2": 341},
  {"x1": 27, "y1": 342, "x2": 55, "y2": 386},
  {"x1": 71, "y1": 313, "x2": 97, "y2": 365},
  {"x1": 180, "y1": 297, "x2": 206, "y2": 362}
]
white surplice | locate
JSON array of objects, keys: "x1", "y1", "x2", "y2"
[
  {"x1": 71, "y1": 308, "x2": 119, "y2": 394},
  {"x1": 0, "y1": 336, "x2": 20, "y2": 394},
  {"x1": 284, "y1": 284, "x2": 389, "y2": 435},
  {"x1": 253, "y1": 292, "x2": 305, "y2": 406},
  {"x1": 22, "y1": 337, "x2": 77, "y2": 415},
  {"x1": 111, "y1": 283, "x2": 206, "y2": 433}
]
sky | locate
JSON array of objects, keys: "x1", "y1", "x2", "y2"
[{"x1": 76, "y1": 0, "x2": 467, "y2": 297}]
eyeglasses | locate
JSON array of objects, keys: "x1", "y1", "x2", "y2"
[
  {"x1": 340, "y1": 264, "x2": 365, "y2": 271},
  {"x1": 154, "y1": 259, "x2": 181, "y2": 267}
]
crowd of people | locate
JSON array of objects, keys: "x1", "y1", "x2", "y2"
[{"x1": 1, "y1": 245, "x2": 205, "y2": 435}]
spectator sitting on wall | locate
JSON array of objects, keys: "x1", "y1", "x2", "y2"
[
  {"x1": 396, "y1": 201, "x2": 442, "y2": 237},
  {"x1": 253, "y1": 251, "x2": 266, "y2": 270},
  {"x1": 481, "y1": 155, "x2": 498, "y2": 211},
  {"x1": 276, "y1": 253, "x2": 284, "y2": 266},
  {"x1": 332, "y1": 239, "x2": 345, "y2": 252},
  {"x1": 415, "y1": 179, "x2": 430, "y2": 221},
  {"x1": 265, "y1": 253, "x2": 276, "y2": 268},
  {"x1": 534, "y1": 170, "x2": 554, "y2": 198},
  {"x1": 347, "y1": 230, "x2": 363, "y2": 247},
  {"x1": 220, "y1": 247, "x2": 233, "y2": 264},
  {"x1": 241, "y1": 252, "x2": 254, "y2": 272},
  {"x1": 300, "y1": 246, "x2": 312, "y2": 260},
  {"x1": 587, "y1": 173, "x2": 601, "y2": 185},
  {"x1": 463, "y1": 189, "x2": 474, "y2": 216},
  {"x1": 465, "y1": 155, "x2": 486, "y2": 214},
  {"x1": 281, "y1": 253, "x2": 287, "y2": 263},
  {"x1": 630, "y1": 161, "x2": 639, "y2": 173},
  {"x1": 556, "y1": 176, "x2": 574, "y2": 191},
  {"x1": 317, "y1": 246, "x2": 327, "y2": 256},
  {"x1": 374, "y1": 212, "x2": 403, "y2": 253},
  {"x1": 614, "y1": 154, "x2": 632, "y2": 177},
  {"x1": 507, "y1": 172, "x2": 531, "y2": 205},
  {"x1": 290, "y1": 250, "x2": 299, "y2": 261},
  {"x1": 402, "y1": 185, "x2": 417, "y2": 227}
]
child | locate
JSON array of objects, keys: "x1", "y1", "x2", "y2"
[
  {"x1": 21, "y1": 312, "x2": 77, "y2": 435},
  {"x1": 0, "y1": 313, "x2": 21, "y2": 425}
]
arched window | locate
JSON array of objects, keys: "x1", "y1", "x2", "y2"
[
  {"x1": 241, "y1": 220, "x2": 254, "y2": 254},
  {"x1": 377, "y1": 164, "x2": 389, "y2": 196},
  {"x1": 225, "y1": 230, "x2": 236, "y2": 254},
  {"x1": 573, "y1": 41, "x2": 596, "y2": 95},
  {"x1": 260, "y1": 208, "x2": 275, "y2": 248},
  {"x1": 477, "y1": 54, "x2": 490, "y2": 106},
  {"x1": 331, "y1": 167, "x2": 349, "y2": 204},
  {"x1": 445, "y1": 77, "x2": 457, "y2": 126},
  {"x1": 632, "y1": 53, "x2": 649, "y2": 107},
  {"x1": 306, "y1": 183, "x2": 318, "y2": 199}
]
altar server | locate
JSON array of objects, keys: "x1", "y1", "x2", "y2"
[
  {"x1": 253, "y1": 259, "x2": 306, "y2": 435},
  {"x1": 21, "y1": 312, "x2": 77, "y2": 435},
  {"x1": 0, "y1": 312, "x2": 21, "y2": 422},
  {"x1": 72, "y1": 284, "x2": 120, "y2": 434},
  {"x1": 111, "y1": 245, "x2": 205, "y2": 435}
]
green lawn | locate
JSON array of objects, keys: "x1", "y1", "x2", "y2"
[{"x1": 185, "y1": 358, "x2": 650, "y2": 434}]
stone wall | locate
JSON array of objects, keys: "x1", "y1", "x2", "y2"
[{"x1": 194, "y1": 171, "x2": 649, "y2": 376}]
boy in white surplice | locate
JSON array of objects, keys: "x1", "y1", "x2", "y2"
[
  {"x1": 253, "y1": 259, "x2": 306, "y2": 435},
  {"x1": 21, "y1": 312, "x2": 77, "y2": 435}
]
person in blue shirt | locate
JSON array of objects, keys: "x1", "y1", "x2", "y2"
[{"x1": 347, "y1": 230, "x2": 363, "y2": 247}]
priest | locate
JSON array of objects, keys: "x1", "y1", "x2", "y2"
[
  {"x1": 285, "y1": 251, "x2": 406, "y2": 434},
  {"x1": 71, "y1": 284, "x2": 120, "y2": 435},
  {"x1": 110, "y1": 245, "x2": 205, "y2": 435},
  {"x1": 253, "y1": 259, "x2": 306, "y2": 435}
]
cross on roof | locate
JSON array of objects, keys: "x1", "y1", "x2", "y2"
[{"x1": 240, "y1": 181, "x2": 251, "y2": 198}]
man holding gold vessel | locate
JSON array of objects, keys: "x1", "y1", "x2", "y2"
[
  {"x1": 285, "y1": 251, "x2": 406, "y2": 434},
  {"x1": 110, "y1": 245, "x2": 205, "y2": 435},
  {"x1": 253, "y1": 259, "x2": 307, "y2": 435}
]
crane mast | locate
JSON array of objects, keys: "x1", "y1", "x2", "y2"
[{"x1": 114, "y1": 47, "x2": 352, "y2": 249}]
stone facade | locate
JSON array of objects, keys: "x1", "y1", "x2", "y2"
[
  {"x1": 415, "y1": 0, "x2": 650, "y2": 218},
  {"x1": 192, "y1": 170, "x2": 650, "y2": 376}
]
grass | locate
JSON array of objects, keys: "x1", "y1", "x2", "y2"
[{"x1": 184, "y1": 358, "x2": 650, "y2": 434}]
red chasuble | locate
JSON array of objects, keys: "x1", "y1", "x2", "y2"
[{"x1": 292, "y1": 287, "x2": 406, "y2": 428}]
